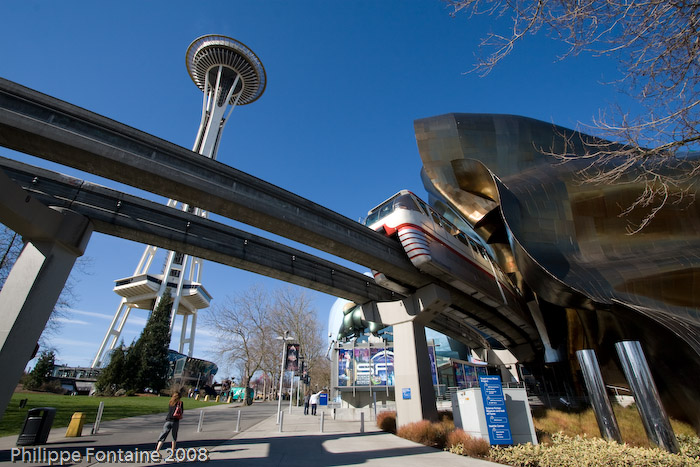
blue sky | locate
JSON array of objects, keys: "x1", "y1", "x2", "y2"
[{"x1": 1, "y1": 1, "x2": 622, "y2": 376}]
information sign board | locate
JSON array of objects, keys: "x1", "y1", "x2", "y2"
[{"x1": 478, "y1": 375, "x2": 513, "y2": 445}]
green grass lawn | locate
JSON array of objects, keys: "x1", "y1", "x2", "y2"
[{"x1": 1, "y1": 392, "x2": 223, "y2": 437}]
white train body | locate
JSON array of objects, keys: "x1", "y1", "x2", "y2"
[{"x1": 364, "y1": 190, "x2": 520, "y2": 309}]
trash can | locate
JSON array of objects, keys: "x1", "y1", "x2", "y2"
[{"x1": 17, "y1": 407, "x2": 56, "y2": 446}]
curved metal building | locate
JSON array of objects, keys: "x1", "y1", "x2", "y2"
[{"x1": 414, "y1": 113, "x2": 700, "y2": 429}]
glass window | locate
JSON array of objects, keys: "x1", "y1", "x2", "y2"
[{"x1": 394, "y1": 194, "x2": 420, "y2": 212}]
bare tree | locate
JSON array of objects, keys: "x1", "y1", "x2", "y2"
[
  {"x1": 205, "y1": 285, "x2": 276, "y2": 389},
  {"x1": 447, "y1": 0, "x2": 700, "y2": 232},
  {"x1": 206, "y1": 285, "x2": 331, "y2": 395},
  {"x1": 270, "y1": 287, "x2": 330, "y2": 390}
]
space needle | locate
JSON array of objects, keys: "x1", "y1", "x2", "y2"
[{"x1": 92, "y1": 35, "x2": 266, "y2": 367}]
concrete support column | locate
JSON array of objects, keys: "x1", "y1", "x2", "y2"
[
  {"x1": 361, "y1": 284, "x2": 450, "y2": 427},
  {"x1": 0, "y1": 207, "x2": 92, "y2": 420},
  {"x1": 576, "y1": 349, "x2": 622, "y2": 443},
  {"x1": 615, "y1": 340, "x2": 679, "y2": 453},
  {"x1": 392, "y1": 318, "x2": 437, "y2": 426}
]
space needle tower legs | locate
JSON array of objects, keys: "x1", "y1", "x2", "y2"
[{"x1": 92, "y1": 35, "x2": 266, "y2": 368}]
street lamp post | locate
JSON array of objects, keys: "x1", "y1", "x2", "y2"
[
  {"x1": 297, "y1": 356, "x2": 304, "y2": 407},
  {"x1": 276, "y1": 331, "x2": 293, "y2": 424}
]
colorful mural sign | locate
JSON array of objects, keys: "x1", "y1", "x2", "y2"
[
  {"x1": 370, "y1": 349, "x2": 394, "y2": 386},
  {"x1": 453, "y1": 360, "x2": 487, "y2": 388},
  {"x1": 337, "y1": 346, "x2": 394, "y2": 387}
]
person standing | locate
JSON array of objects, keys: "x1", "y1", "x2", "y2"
[
  {"x1": 310, "y1": 390, "x2": 323, "y2": 416},
  {"x1": 156, "y1": 391, "x2": 183, "y2": 453},
  {"x1": 303, "y1": 391, "x2": 311, "y2": 415}
]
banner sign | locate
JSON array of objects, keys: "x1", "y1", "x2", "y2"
[
  {"x1": 338, "y1": 348, "x2": 353, "y2": 387},
  {"x1": 454, "y1": 362, "x2": 466, "y2": 387},
  {"x1": 285, "y1": 343, "x2": 300, "y2": 372},
  {"x1": 478, "y1": 375, "x2": 513, "y2": 445},
  {"x1": 354, "y1": 348, "x2": 371, "y2": 385},
  {"x1": 370, "y1": 348, "x2": 394, "y2": 386},
  {"x1": 428, "y1": 345, "x2": 438, "y2": 385}
]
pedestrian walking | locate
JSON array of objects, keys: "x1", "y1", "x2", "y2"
[
  {"x1": 303, "y1": 391, "x2": 311, "y2": 415},
  {"x1": 155, "y1": 391, "x2": 183, "y2": 453}
]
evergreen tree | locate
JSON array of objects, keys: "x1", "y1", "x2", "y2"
[
  {"x1": 134, "y1": 292, "x2": 173, "y2": 393},
  {"x1": 25, "y1": 350, "x2": 55, "y2": 390},
  {"x1": 95, "y1": 292, "x2": 173, "y2": 394},
  {"x1": 95, "y1": 343, "x2": 127, "y2": 394}
]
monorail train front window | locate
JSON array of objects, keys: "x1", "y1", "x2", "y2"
[
  {"x1": 393, "y1": 193, "x2": 421, "y2": 212},
  {"x1": 364, "y1": 193, "x2": 420, "y2": 225},
  {"x1": 364, "y1": 199, "x2": 395, "y2": 226}
]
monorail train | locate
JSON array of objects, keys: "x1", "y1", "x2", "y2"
[{"x1": 364, "y1": 190, "x2": 521, "y2": 310}]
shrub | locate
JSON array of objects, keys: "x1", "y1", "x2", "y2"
[
  {"x1": 489, "y1": 432, "x2": 700, "y2": 467},
  {"x1": 39, "y1": 380, "x2": 67, "y2": 395},
  {"x1": 678, "y1": 434, "x2": 700, "y2": 459},
  {"x1": 376, "y1": 410, "x2": 396, "y2": 434},
  {"x1": 446, "y1": 429, "x2": 491, "y2": 459},
  {"x1": 397, "y1": 420, "x2": 431, "y2": 444},
  {"x1": 397, "y1": 420, "x2": 449, "y2": 449}
]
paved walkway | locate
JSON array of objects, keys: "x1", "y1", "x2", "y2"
[{"x1": 0, "y1": 402, "x2": 505, "y2": 466}]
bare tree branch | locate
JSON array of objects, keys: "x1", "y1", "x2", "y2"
[{"x1": 447, "y1": 0, "x2": 700, "y2": 231}]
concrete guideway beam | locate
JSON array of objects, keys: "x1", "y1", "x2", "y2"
[
  {"x1": 0, "y1": 78, "x2": 426, "y2": 289},
  {"x1": 0, "y1": 157, "x2": 397, "y2": 305},
  {"x1": 0, "y1": 169, "x2": 93, "y2": 420},
  {"x1": 0, "y1": 78, "x2": 543, "y2": 357},
  {"x1": 361, "y1": 284, "x2": 451, "y2": 426}
]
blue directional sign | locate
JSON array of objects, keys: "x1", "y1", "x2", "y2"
[
  {"x1": 402, "y1": 388, "x2": 411, "y2": 400},
  {"x1": 478, "y1": 375, "x2": 513, "y2": 445}
]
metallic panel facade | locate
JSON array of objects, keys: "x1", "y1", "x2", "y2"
[{"x1": 415, "y1": 113, "x2": 700, "y2": 430}]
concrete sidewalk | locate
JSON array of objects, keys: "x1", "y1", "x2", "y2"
[
  {"x1": 0, "y1": 402, "x2": 504, "y2": 466},
  {"x1": 206, "y1": 407, "x2": 504, "y2": 467}
]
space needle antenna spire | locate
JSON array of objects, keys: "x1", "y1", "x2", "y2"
[{"x1": 92, "y1": 35, "x2": 266, "y2": 368}]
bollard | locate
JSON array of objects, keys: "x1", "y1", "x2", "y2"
[
  {"x1": 91, "y1": 401, "x2": 104, "y2": 435},
  {"x1": 373, "y1": 393, "x2": 377, "y2": 421},
  {"x1": 215, "y1": 395, "x2": 220, "y2": 402},
  {"x1": 320, "y1": 411, "x2": 325, "y2": 433},
  {"x1": 65, "y1": 412, "x2": 86, "y2": 437},
  {"x1": 204, "y1": 395, "x2": 210, "y2": 402},
  {"x1": 227, "y1": 396, "x2": 232, "y2": 404},
  {"x1": 197, "y1": 410, "x2": 204, "y2": 433},
  {"x1": 235, "y1": 410, "x2": 241, "y2": 432},
  {"x1": 195, "y1": 394, "x2": 200, "y2": 401},
  {"x1": 360, "y1": 412, "x2": 364, "y2": 433},
  {"x1": 278, "y1": 411, "x2": 284, "y2": 433}
]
